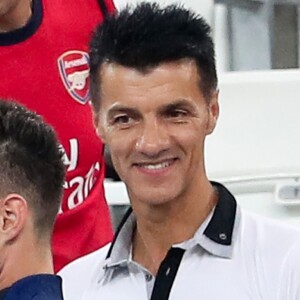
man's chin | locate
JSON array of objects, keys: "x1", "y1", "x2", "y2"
[{"x1": 132, "y1": 191, "x2": 177, "y2": 207}]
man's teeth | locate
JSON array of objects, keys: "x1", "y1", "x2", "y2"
[{"x1": 142, "y1": 161, "x2": 172, "y2": 170}]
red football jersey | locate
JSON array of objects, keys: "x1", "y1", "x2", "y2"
[{"x1": 0, "y1": 0, "x2": 115, "y2": 272}]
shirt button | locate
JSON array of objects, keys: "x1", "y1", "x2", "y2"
[
  {"x1": 145, "y1": 274, "x2": 153, "y2": 281},
  {"x1": 219, "y1": 233, "x2": 227, "y2": 240}
]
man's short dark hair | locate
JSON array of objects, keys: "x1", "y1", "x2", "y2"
[
  {"x1": 0, "y1": 100, "x2": 65, "y2": 239},
  {"x1": 89, "y1": 2, "x2": 217, "y2": 111}
]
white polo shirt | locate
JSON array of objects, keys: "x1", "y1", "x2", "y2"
[{"x1": 59, "y1": 182, "x2": 300, "y2": 300}]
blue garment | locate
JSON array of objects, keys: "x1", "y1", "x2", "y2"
[{"x1": 0, "y1": 274, "x2": 63, "y2": 300}]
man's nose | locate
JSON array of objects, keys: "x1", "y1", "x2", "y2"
[{"x1": 135, "y1": 119, "x2": 170, "y2": 157}]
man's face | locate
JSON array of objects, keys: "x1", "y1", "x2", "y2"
[{"x1": 95, "y1": 60, "x2": 218, "y2": 207}]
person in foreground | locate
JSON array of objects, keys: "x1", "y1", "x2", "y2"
[
  {"x1": 59, "y1": 3, "x2": 300, "y2": 300},
  {"x1": 0, "y1": 100, "x2": 65, "y2": 299}
]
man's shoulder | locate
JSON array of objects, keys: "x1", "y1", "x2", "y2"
[
  {"x1": 277, "y1": 240, "x2": 300, "y2": 299},
  {"x1": 59, "y1": 243, "x2": 111, "y2": 300},
  {"x1": 240, "y1": 209, "x2": 300, "y2": 253},
  {"x1": 4, "y1": 274, "x2": 63, "y2": 300},
  {"x1": 59, "y1": 243, "x2": 110, "y2": 276},
  {"x1": 242, "y1": 209, "x2": 300, "y2": 235}
]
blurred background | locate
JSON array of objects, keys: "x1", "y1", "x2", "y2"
[{"x1": 106, "y1": 0, "x2": 300, "y2": 230}]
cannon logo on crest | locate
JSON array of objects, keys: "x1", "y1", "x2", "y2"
[{"x1": 58, "y1": 50, "x2": 90, "y2": 105}]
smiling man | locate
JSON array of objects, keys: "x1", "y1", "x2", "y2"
[
  {"x1": 98, "y1": 60, "x2": 218, "y2": 216},
  {"x1": 60, "y1": 3, "x2": 300, "y2": 300}
]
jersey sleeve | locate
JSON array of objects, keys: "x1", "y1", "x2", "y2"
[{"x1": 105, "y1": 0, "x2": 117, "y2": 13}]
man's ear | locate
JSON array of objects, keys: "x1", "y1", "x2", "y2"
[
  {"x1": 206, "y1": 90, "x2": 219, "y2": 135},
  {"x1": 0, "y1": 194, "x2": 28, "y2": 243},
  {"x1": 92, "y1": 110, "x2": 107, "y2": 143}
]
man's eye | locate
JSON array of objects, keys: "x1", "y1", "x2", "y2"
[
  {"x1": 113, "y1": 115, "x2": 131, "y2": 124},
  {"x1": 167, "y1": 110, "x2": 188, "y2": 118}
]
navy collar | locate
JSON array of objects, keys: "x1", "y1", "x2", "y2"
[
  {"x1": 0, "y1": 288, "x2": 8, "y2": 300},
  {"x1": 1, "y1": 274, "x2": 63, "y2": 300}
]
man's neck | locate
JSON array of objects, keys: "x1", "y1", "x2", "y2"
[
  {"x1": 132, "y1": 180, "x2": 217, "y2": 275},
  {"x1": 0, "y1": 242, "x2": 53, "y2": 290},
  {"x1": 0, "y1": 0, "x2": 32, "y2": 33}
]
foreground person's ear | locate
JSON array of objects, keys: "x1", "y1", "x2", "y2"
[{"x1": 0, "y1": 194, "x2": 28, "y2": 244}]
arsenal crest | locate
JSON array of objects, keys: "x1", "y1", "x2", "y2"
[{"x1": 57, "y1": 51, "x2": 90, "y2": 105}]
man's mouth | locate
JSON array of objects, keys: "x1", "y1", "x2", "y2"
[{"x1": 135, "y1": 159, "x2": 176, "y2": 170}]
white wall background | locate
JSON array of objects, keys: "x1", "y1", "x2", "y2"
[{"x1": 114, "y1": 0, "x2": 214, "y2": 25}]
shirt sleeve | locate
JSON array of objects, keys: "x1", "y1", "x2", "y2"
[{"x1": 277, "y1": 241, "x2": 300, "y2": 300}]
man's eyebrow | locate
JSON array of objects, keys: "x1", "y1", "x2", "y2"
[
  {"x1": 107, "y1": 105, "x2": 140, "y2": 117},
  {"x1": 159, "y1": 99, "x2": 195, "y2": 112}
]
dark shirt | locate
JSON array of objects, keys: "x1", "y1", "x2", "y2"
[{"x1": 0, "y1": 274, "x2": 63, "y2": 300}]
